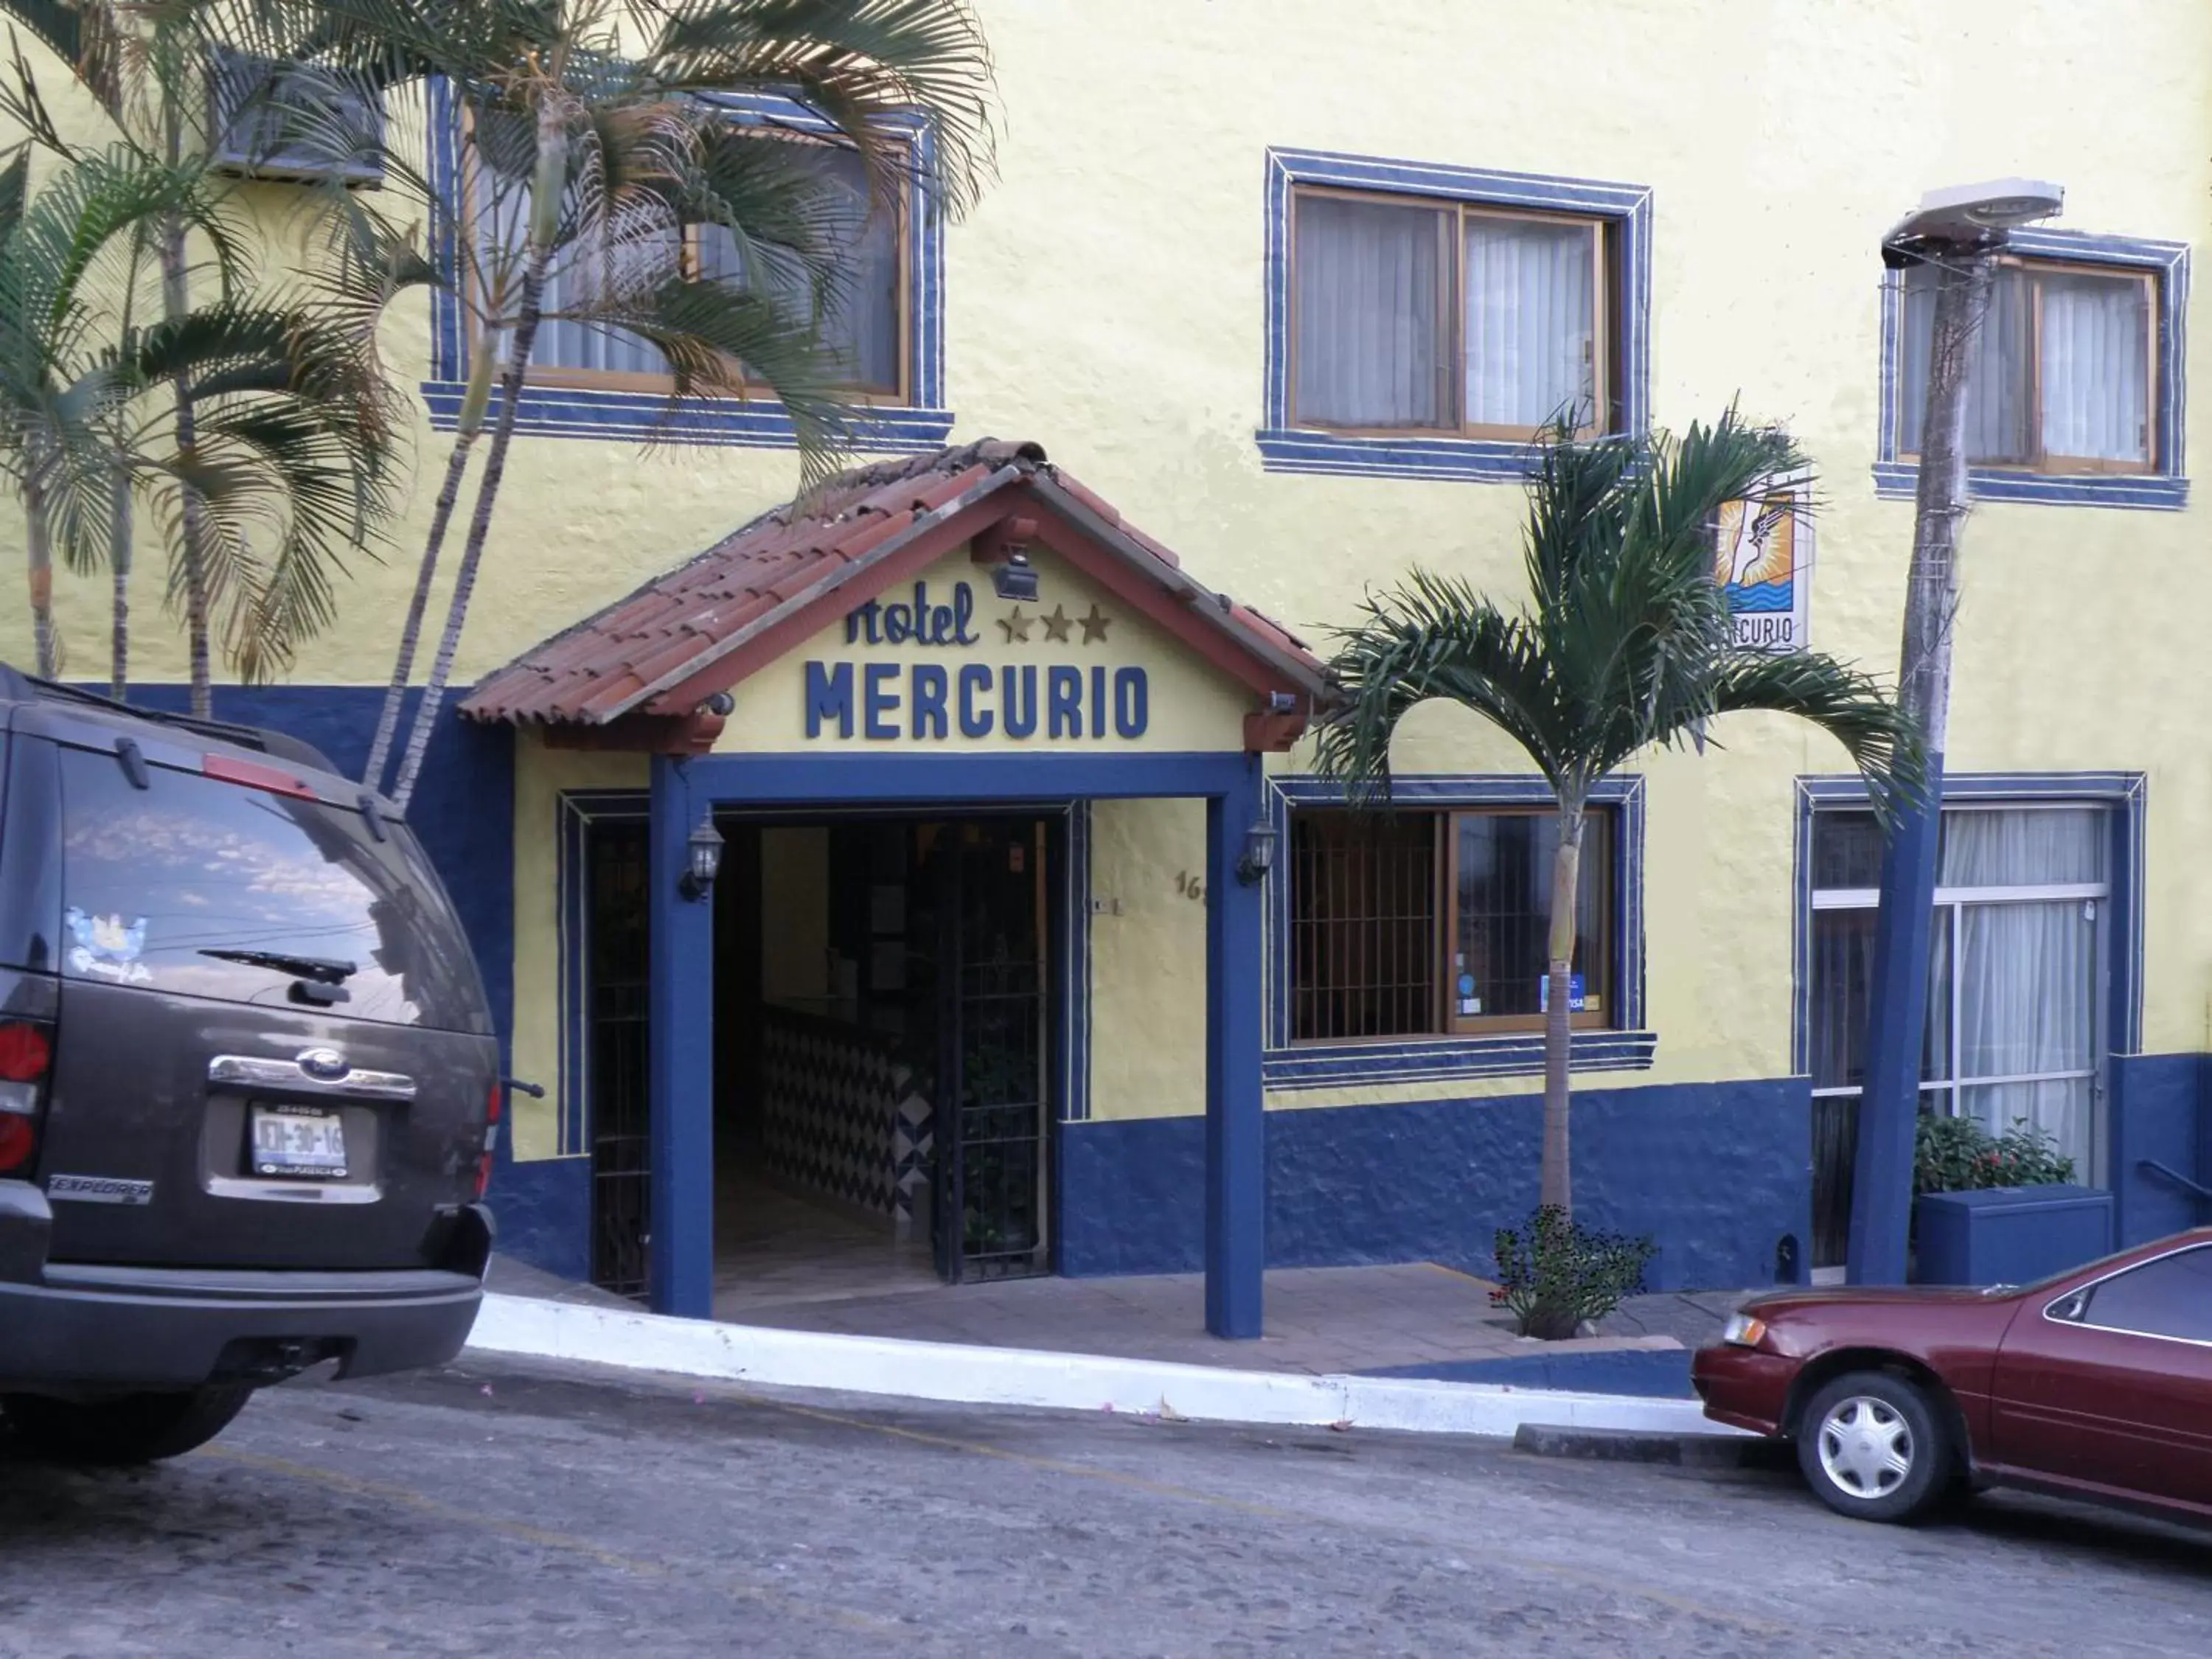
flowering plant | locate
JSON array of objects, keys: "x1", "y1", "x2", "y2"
[{"x1": 1913, "y1": 1112, "x2": 2076, "y2": 1196}]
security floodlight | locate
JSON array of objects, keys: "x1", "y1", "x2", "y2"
[{"x1": 1882, "y1": 178, "x2": 2063, "y2": 255}]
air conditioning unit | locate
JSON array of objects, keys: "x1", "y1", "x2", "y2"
[{"x1": 207, "y1": 48, "x2": 385, "y2": 187}]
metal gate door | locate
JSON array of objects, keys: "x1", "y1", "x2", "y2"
[
  {"x1": 932, "y1": 821, "x2": 1051, "y2": 1284},
  {"x1": 586, "y1": 818, "x2": 652, "y2": 1298}
]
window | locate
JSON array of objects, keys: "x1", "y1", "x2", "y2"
[
  {"x1": 473, "y1": 133, "x2": 908, "y2": 401},
  {"x1": 1806, "y1": 804, "x2": 2109, "y2": 1269},
  {"x1": 57, "y1": 748, "x2": 487, "y2": 1032},
  {"x1": 207, "y1": 48, "x2": 384, "y2": 186},
  {"x1": 1899, "y1": 257, "x2": 2156, "y2": 474},
  {"x1": 1290, "y1": 807, "x2": 1612, "y2": 1041},
  {"x1": 1291, "y1": 188, "x2": 1613, "y2": 438},
  {"x1": 2061, "y1": 1246, "x2": 2212, "y2": 1343}
]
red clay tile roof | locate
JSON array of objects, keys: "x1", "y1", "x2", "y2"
[{"x1": 462, "y1": 439, "x2": 1327, "y2": 727}]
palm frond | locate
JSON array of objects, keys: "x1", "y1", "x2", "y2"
[
  {"x1": 637, "y1": 0, "x2": 997, "y2": 218},
  {"x1": 1314, "y1": 568, "x2": 1568, "y2": 806},
  {"x1": 1708, "y1": 651, "x2": 1927, "y2": 822}
]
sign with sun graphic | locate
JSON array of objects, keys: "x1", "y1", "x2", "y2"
[{"x1": 1715, "y1": 474, "x2": 1813, "y2": 653}]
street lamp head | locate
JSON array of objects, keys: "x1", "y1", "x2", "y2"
[{"x1": 1883, "y1": 178, "x2": 2063, "y2": 258}]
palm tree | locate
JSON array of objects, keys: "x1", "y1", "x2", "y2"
[
  {"x1": 1314, "y1": 413, "x2": 1922, "y2": 1219},
  {"x1": 0, "y1": 142, "x2": 397, "y2": 688},
  {"x1": 257, "y1": 0, "x2": 995, "y2": 806}
]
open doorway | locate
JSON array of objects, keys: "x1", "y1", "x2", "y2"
[{"x1": 675, "y1": 812, "x2": 1061, "y2": 1317}]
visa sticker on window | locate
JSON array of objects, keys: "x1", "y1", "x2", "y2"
[{"x1": 1537, "y1": 973, "x2": 1586, "y2": 1014}]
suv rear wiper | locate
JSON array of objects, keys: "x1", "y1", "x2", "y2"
[{"x1": 199, "y1": 948, "x2": 358, "y2": 985}]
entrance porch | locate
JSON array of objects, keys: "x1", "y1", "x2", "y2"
[{"x1": 464, "y1": 440, "x2": 1327, "y2": 1338}]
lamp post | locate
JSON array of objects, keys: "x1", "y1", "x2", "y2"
[{"x1": 1848, "y1": 180, "x2": 2063, "y2": 1285}]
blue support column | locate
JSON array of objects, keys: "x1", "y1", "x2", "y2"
[
  {"x1": 1205, "y1": 763, "x2": 1267, "y2": 1338},
  {"x1": 1846, "y1": 755, "x2": 1944, "y2": 1284},
  {"x1": 647, "y1": 756, "x2": 716, "y2": 1317}
]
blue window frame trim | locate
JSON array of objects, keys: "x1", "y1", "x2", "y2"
[
  {"x1": 1262, "y1": 773, "x2": 1651, "y2": 1091},
  {"x1": 1874, "y1": 229, "x2": 2190, "y2": 511},
  {"x1": 1257, "y1": 148, "x2": 1653, "y2": 484},
  {"x1": 1790, "y1": 771, "x2": 2148, "y2": 1079},
  {"x1": 423, "y1": 82, "x2": 951, "y2": 450}
]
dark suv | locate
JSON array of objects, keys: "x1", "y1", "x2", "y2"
[{"x1": 0, "y1": 672, "x2": 498, "y2": 1463}]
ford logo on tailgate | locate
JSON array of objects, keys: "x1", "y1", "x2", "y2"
[{"x1": 297, "y1": 1048, "x2": 349, "y2": 1081}]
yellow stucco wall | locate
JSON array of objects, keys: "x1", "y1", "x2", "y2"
[{"x1": 10, "y1": 2, "x2": 2212, "y2": 1136}]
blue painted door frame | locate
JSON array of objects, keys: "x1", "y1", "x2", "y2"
[{"x1": 644, "y1": 749, "x2": 1270, "y2": 1338}]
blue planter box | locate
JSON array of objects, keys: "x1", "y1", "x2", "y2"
[{"x1": 1913, "y1": 1186, "x2": 2115, "y2": 1287}]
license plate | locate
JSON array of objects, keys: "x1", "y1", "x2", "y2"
[{"x1": 249, "y1": 1103, "x2": 349, "y2": 1180}]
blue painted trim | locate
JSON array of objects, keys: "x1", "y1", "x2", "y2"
[
  {"x1": 1206, "y1": 765, "x2": 1268, "y2": 1338},
  {"x1": 556, "y1": 790, "x2": 650, "y2": 1160},
  {"x1": 1873, "y1": 228, "x2": 2191, "y2": 511},
  {"x1": 1062, "y1": 801, "x2": 1093, "y2": 1124},
  {"x1": 1259, "y1": 147, "x2": 1653, "y2": 483},
  {"x1": 1792, "y1": 771, "x2": 2148, "y2": 1071},
  {"x1": 647, "y1": 757, "x2": 715, "y2": 1316},
  {"x1": 681, "y1": 750, "x2": 1251, "y2": 807},
  {"x1": 1361, "y1": 1349, "x2": 1696, "y2": 1399},
  {"x1": 1264, "y1": 1032, "x2": 1659, "y2": 1091},
  {"x1": 422, "y1": 88, "x2": 951, "y2": 448},
  {"x1": 1262, "y1": 773, "x2": 1649, "y2": 1085}
]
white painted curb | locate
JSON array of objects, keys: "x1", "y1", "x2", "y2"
[{"x1": 464, "y1": 1293, "x2": 1747, "y2": 1440}]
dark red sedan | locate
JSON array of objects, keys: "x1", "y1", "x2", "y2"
[{"x1": 1692, "y1": 1228, "x2": 2212, "y2": 1524}]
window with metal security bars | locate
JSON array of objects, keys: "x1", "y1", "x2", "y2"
[
  {"x1": 1290, "y1": 807, "x2": 1613, "y2": 1042},
  {"x1": 1290, "y1": 812, "x2": 1438, "y2": 1040}
]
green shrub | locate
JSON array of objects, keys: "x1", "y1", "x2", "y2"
[
  {"x1": 1489, "y1": 1206, "x2": 1658, "y2": 1340},
  {"x1": 1913, "y1": 1112, "x2": 2076, "y2": 1196}
]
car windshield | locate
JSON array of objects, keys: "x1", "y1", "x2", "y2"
[{"x1": 57, "y1": 747, "x2": 489, "y2": 1033}]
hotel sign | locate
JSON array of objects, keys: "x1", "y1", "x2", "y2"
[
  {"x1": 802, "y1": 580, "x2": 1151, "y2": 742},
  {"x1": 1716, "y1": 478, "x2": 1813, "y2": 653}
]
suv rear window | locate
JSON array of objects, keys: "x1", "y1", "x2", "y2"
[{"x1": 57, "y1": 746, "x2": 489, "y2": 1032}]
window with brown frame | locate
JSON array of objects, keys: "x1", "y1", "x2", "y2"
[
  {"x1": 1289, "y1": 185, "x2": 1617, "y2": 439},
  {"x1": 470, "y1": 135, "x2": 909, "y2": 402},
  {"x1": 1899, "y1": 255, "x2": 2157, "y2": 475},
  {"x1": 1288, "y1": 807, "x2": 1613, "y2": 1043}
]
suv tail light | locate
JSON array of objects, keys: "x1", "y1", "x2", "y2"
[
  {"x1": 475, "y1": 1080, "x2": 502, "y2": 1199},
  {"x1": 0, "y1": 1018, "x2": 55, "y2": 1175}
]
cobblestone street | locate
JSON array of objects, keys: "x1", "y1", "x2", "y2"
[{"x1": 4, "y1": 1356, "x2": 2210, "y2": 1657}]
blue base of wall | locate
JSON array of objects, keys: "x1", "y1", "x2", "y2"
[
  {"x1": 1360, "y1": 1348, "x2": 1697, "y2": 1399},
  {"x1": 1060, "y1": 1078, "x2": 1815, "y2": 1293},
  {"x1": 2112, "y1": 1052, "x2": 2210, "y2": 1245}
]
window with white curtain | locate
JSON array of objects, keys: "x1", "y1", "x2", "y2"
[
  {"x1": 1899, "y1": 258, "x2": 2155, "y2": 473},
  {"x1": 1805, "y1": 804, "x2": 2110, "y2": 1270},
  {"x1": 1292, "y1": 187, "x2": 1609, "y2": 437},
  {"x1": 473, "y1": 136, "x2": 906, "y2": 400}
]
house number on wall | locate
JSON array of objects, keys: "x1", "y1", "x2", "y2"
[{"x1": 1175, "y1": 872, "x2": 1206, "y2": 901}]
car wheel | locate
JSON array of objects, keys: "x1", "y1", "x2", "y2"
[
  {"x1": 1, "y1": 1385, "x2": 254, "y2": 1465},
  {"x1": 1795, "y1": 1370, "x2": 1950, "y2": 1524}
]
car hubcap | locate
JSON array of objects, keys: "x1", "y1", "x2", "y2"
[{"x1": 1817, "y1": 1396, "x2": 1913, "y2": 1499}]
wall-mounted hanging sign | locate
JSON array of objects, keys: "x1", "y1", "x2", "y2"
[{"x1": 1715, "y1": 475, "x2": 1813, "y2": 653}]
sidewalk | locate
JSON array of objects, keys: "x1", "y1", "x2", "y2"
[{"x1": 484, "y1": 1253, "x2": 1756, "y2": 1394}]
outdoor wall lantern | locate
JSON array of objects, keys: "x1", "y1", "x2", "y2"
[
  {"x1": 992, "y1": 551, "x2": 1040, "y2": 603},
  {"x1": 679, "y1": 813, "x2": 724, "y2": 902},
  {"x1": 1236, "y1": 818, "x2": 1278, "y2": 886}
]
